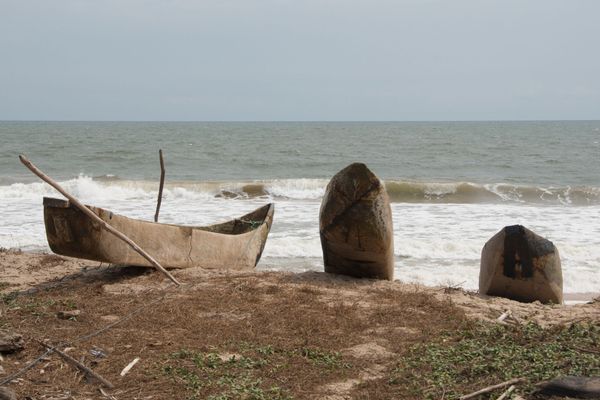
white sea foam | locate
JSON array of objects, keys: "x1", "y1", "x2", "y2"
[
  {"x1": 1, "y1": 179, "x2": 599, "y2": 294},
  {"x1": 265, "y1": 179, "x2": 327, "y2": 200}
]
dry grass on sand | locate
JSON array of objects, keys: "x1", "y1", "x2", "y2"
[{"x1": 0, "y1": 250, "x2": 599, "y2": 399}]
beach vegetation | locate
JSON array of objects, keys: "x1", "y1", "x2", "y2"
[
  {"x1": 381, "y1": 322, "x2": 600, "y2": 399},
  {"x1": 160, "y1": 344, "x2": 322, "y2": 399}
]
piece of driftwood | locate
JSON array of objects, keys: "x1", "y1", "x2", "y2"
[
  {"x1": 536, "y1": 376, "x2": 600, "y2": 398},
  {"x1": 120, "y1": 357, "x2": 140, "y2": 376},
  {"x1": 154, "y1": 149, "x2": 165, "y2": 223},
  {"x1": 57, "y1": 310, "x2": 81, "y2": 320},
  {"x1": 40, "y1": 342, "x2": 114, "y2": 388},
  {"x1": 19, "y1": 155, "x2": 181, "y2": 286},
  {"x1": 459, "y1": 377, "x2": 526, "y2": 400},
  {"x1": 0, "y1": 386, "x2": 17, "y2": 400},
  {"x1": 496, "y1": 385, "x2": 515, "y2": 400},
  {"x1": 0, "y1": 331, "x2": 24, "y2": 353},
  {"x1": 497, "y1": 310, "x2": 511, "y2": 322},
  {"x1": 99, "y1": 388, "x2": 117, "y2": 400},
  {"x1": 0, "y1": 349, "x2": 52, "y2": 385},
  {"x1": 572, "y1": 346, "x2": 600, "y2": 355}
]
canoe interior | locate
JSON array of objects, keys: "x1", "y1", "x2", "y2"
[
  {"x1": 43, "y1": 197, "x2": 271, "y2": 235},
  {"x1": 42, "y1": 197, "x2": 274, "y2": 269}
]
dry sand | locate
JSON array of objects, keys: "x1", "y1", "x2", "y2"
[
  {"x1": 0, "y1": 250, "x2": 598, "y2": 399},
  {"x1": 1, "y1": 250, "x2": 597, "y2": 328}
]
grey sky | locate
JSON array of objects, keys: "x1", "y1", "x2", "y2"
[{"x1": 1, "y1": 0, "x2": 599, "y2": 121}]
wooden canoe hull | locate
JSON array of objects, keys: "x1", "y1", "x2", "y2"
[
  {"x1": 319, "y1": 163, "x2": 395, "y2": 280},
  {"x1": 43, "y1": 197, "x2": 274, "y2": 270},
  {"x1": 479, "y1": 225, "x2": 563, "y2": 304}
]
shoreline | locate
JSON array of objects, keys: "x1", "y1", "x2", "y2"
[{"x1": 0, "y1": 248, "x2": 600, "y2": 306}]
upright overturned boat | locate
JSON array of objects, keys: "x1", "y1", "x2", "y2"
[
  {"x1": 43, "y1": 197, "x2": 274, "y2": 270},
  {"x1": 319, "y1": 163, "x2": 395, "y2": 280},
  {"x1": 479, "y1": 225, "x2": 563, "y2": 304}
]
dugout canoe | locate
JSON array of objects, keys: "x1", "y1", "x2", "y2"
[
  {"x1": 319, "y1": 163, "x2": 395, "y2": 280},
  {"x1": 43, "y1": 197, "x2": 274, "y2": 269},
  {"x1": 479, "y1": 224, "x2": 563, "y2": 304}
]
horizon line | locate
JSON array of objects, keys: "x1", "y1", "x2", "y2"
[{"x1": 1, "y1": 119, "x2": 600, "y2": 123}]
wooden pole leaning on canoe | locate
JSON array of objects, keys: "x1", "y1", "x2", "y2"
[
  {"x1": 154, "y1": 149, "x2": 165, "y2": 223},
  {"x1": 19, "y1": 155, "x2": 181, "y2": 286}
]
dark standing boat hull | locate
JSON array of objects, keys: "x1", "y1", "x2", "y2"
[
  {"x1": 319, "y1": 163, "x2": 394, "y2": 280},
  {"x1": 479, "y1": 225, "x2": 563, "y2": 304}
]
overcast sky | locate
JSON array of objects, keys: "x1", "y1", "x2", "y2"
[{"x1": 1, "y1": 0, "x2": 599, "y2": 121}]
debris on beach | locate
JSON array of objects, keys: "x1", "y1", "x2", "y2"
[
  {"x1": 56, "y1": 309, "x2": 81, "y2": 320},
  {"x1": 0, "y1": 331, "x2": 24, "y2": 354},
  {"x1": 0, "y1": 386, "x2": 17, "y2": 400},
  {"x1": 537, "y1": 376, "x2": 600, "y2": 398}
]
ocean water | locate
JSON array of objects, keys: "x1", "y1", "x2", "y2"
[{"x1": 1, "y1": 121, "x2": 599, "y2": 293}]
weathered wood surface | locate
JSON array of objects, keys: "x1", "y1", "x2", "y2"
[
  {"x1": 319, "y1": 163, "x2": 394, "y2": 280},
  {"x1": 44, "y1": 197, "x2": 274, "y2": 270},
  {"x1": 537, "y1": 376, "x2": 600, "y2": 398},
  {"x1": 40, "y1": 341, "x2": 114, "y2": 388},
  {"x1": 19, "y1": 155, "x2": 181, "y2": 285},
  {"x1": 459, "y1": 377, "x2": 525, "y2": 400},
  {"x1": 479, "y1": 225, "x2": 563, "y2": 304},
  {"x1": 0, "y1": 386, "x2": 17, "y2": 400},
  {"x1": 0, "y1": 330, "x2": 24, "y2": 353}
]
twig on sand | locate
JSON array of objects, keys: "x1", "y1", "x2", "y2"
[
  {"x1": 0, "y1": 349, "x2": 53, "y2": 385},
  {"x1": 572, "y1": 345, "x2": 600, "y2": 355},
  {"x1": 39, "y1": 341, "x2": 114, "y2": 388},
  {"x1": 100, "y1": 387, "x2": 117, "y2": 400},
  {"x1": 459, "y1": 377, "x2": 526, "y2": 400},
  {"x1": 154, "y1": 149, "x2": 165, "y2": 223},
  {"x1": 497, "y1": 310, "x2": 511, "y2": 322},
  {"x1": 120, "y1": 357, "x2": 140, "y2": 376},
  {"x1": 442, "y1": 281, "x2": 466, "y2": 293},
  {"x1": 496, "y1": 310, "x2": 521, "y2": 325},
  {"x1": 496, "y1": 385, "x2": 516, "y2": 400},
  {"x1": 19, "y1": 154, "x2": 181, "y2": 286}
]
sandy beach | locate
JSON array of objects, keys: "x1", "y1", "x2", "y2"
[
  {"x1": 1, "y1": 249, "x2": 598, "y2": 399},
  {"x1": 3, "y1": 0, "x2": 600, "y2": 397}
]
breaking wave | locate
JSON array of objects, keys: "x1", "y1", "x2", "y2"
[
  {"x1": 1, "y1": 176, "x2": 599, "y2": 205},
  {"x1": 384, "y1": 181, "x2": 600, "y2": 205}
]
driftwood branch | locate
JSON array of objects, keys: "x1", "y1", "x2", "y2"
[
  {"x1": 459, "y1": 377, "x2": 526, "y2": 400},
  {"x1": 19, "y1": 155, "x2": 181, "y2": 286},
  {"x1": 39, "y1": 341, "x2": 114, "y2": 388},
  {"x1": 0, "y1": 349, "x2": 53, "y2": 385},
  {"x1": 154, "y1": 149, "x2": 165, "y2": 223},
  {"x1": 120, "y1": 357, "x2": 140, "y2": 376},
  {"x1": 572, "y1": 345, "x2": 600, "y2": 355},
  {"x1": 497, "y1": 310, "x2": 511, "y2": 322},
  {"x1": 496, "y1": 385, "x2": 516, "y2": 400}
]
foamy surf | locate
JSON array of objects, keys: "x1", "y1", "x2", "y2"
[
  {"x1": 2, "y1": 176, "x2": 599, "y2": 205},
  {"x1": 1, "y1": 177, "x2": 599, "y2": 295}
]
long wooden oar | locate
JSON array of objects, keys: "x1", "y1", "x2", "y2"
[{"x1": 19, "y1": 155, "x2": 181, "y2": 286}]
